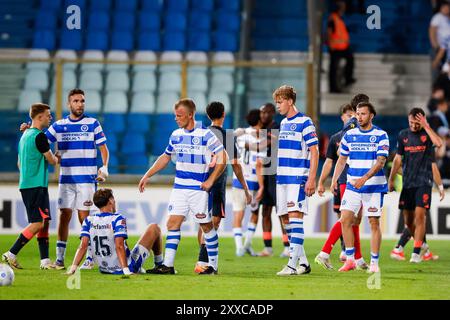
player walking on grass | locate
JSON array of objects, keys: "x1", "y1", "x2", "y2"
[
  {"x1": 194, "y1": 101, "x2": 251, "y2": 273},
  {"x1": 331, "y1": 102, "x2": 389, "y2": 273},
  {"x1": 66, "y1": 188, "x2": 163, "y2": 276},
  {"x1": 273, "y1": 85, "x2": 319, "y2": 276},
  {"x1": 388, "y1": 108, "x2": 443, "y2": 263},
  {"x1": 139, "y1": 98, "x2": 227, "y2": 275},
  {"x1": 2, "y1": 103, "x2": 60, "y2": 270}
]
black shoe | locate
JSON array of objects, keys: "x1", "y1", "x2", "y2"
[
  {"x1": 298, "y1": 264, "x2": 311, "y2": 274},
  {"x1": 198, "y1": 266, "x2": 218, "y2": 275},
  {"x1": 146, "y1": 264, "x2": 176, "y2": 274}
]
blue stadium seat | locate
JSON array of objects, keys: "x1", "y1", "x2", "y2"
[
  {"x1": 115, "y1": 0, "x2": 137, "y2": 12},
  {"x1": 166, "y1": 0, "x2": 188, "y2": 12},
  {"x1": 138, "y1": 31, "x2": 161, "y2": 51},
  {"x1": 217, "y1": 0, "x2": 241, "y2": 11},
  {"x1": 139, "y1": 12, "x2": 160, "y2": 31},
  {"x1": 60, "y1": 29, "x2": 83, "y2": 50},
  {"x1": 142, "y1": 0, "x2": 163, "y2": 12},
  {"x1": 32, "y1": 30, "x2": 56, "y2": 50},
  {"x1": 189, "y1": 11, "x2": 212, "y2": 31},
  {"x1": 113, "y1": 12, "x2": 135, "y2": 32},
  {"x1": 191, "y1": 0, "x2": 214, "y2": 12},
  {"x1": 187, "y1": 31, "x2": 210, "y2": 51},
  {"x1": 216, "y1": 11, "x2": 241, "y2": 32},
  {"x1": 35, "y1": 10, "x2": 57, "y2": 30},
  {"x1": 88, "y1": 11, "x2": 110, "y2": 31},
  {"x1": 121, "y1": 132, "x2": 146, "y2": 153},
  {"x1": 40, "y1": 0, "x2": 62, "y2": 11},
  {"x1": 64, "y1": 0, "x2": 86, "y2": 11},
  {"x1": 104, "y1": 132, "x2": 118, "y2": 152},
  {"x1": 90, "y1": 0, "x2": 112, "y2": 11},
  {"x1": 111, "y1": 31, "x2": 134, "y2": 51},
  {"x1": 123, "y1": 154, "x2": 148, "y2": 174},
  {"x1": 213, "y1": 31, "x2": 238, "y2": 51},
  {"x1": 126, "y1": 113, "x2": 151, "y2": 132},
  {"x1": 164, "y1": 13, "x2": 187, "y2": 32},
  {"x1": 102, "y1": 113, "x2": 126, "y2": 133},
  {"x1": 86, "y1": 31, "x2": 109, "y2": 50},
  {"x1": 163, "y1": 32, "x2": 186, "y2": 51}
]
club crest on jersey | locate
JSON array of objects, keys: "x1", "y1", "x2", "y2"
[
  {"x1": 168, "y1": 205, "x2": 173, "y2": 211},
  {"x1": 370, "y1": 136, "x2": 376, "y2": 143},
  {"x1": 290, "y1": 124, "x2": 297, "y2": 131},
  {"x1": 420, "y1": 135, "x2": 427, "y2": 143},
  {"x1": 81, "y1": 124, "x2": 89, "y2": 132},
  {"x1": 192, "y1": 137, "x2": 200, "y2": 145},
  {"x1": 403, "y1": 138, "x2": 408, "y2": 144}
]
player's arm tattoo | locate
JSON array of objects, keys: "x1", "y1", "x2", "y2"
[{"x1": 363, "y1": 156, "x2": 387, "y2": 180}]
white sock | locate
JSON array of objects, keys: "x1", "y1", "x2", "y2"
[
  {"x1": 131, "y1": 244, "x2": 150, "y2": 266},
  {"x1": 233, "y1": 227, "x2": 243, "y2": 251},
  {"x1": 370, "y1": 252, "x2": 379, "y2": 265},
  {"x1": 244, "y1": 222, "x2": 256, "y2": 248},
  {"x1": 319, "y1": 251, "x2": 330, "y2": 259},
  {"x1": 298, "y1": 245, "x2": 309, "y2": 266},
  {"x1": 204, "y1": 229, "x2": 219, "y2": 270},
  {"x1": 6, "y1": 251, "x2": 16, "y2": 259},
  {"x1": 56, "y1": 241, "x2": 67, "y2": 262},
  {"x1": 345, "y1": 247, "x2": 355, "y2": 261},
  {"x1": 287, "y1": 218, "x2": 304, "y2": 269},
  {"x1": 163, "y1": 230, "x2": 181, "y2": 267}
]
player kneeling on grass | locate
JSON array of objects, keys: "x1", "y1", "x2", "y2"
[{"x1": 66, "y1": 188, "x2": 163, "y2": 276}]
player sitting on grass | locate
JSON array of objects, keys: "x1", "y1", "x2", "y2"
[{"x1": 66, "y1": 188, "x2": 163, "y2": 276}]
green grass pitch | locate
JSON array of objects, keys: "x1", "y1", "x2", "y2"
[{"x1": 0, "y1": 235, "x2": 449, "y2": 300}]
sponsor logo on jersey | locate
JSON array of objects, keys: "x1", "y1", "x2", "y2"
[
  {"x1": 83, "y1": 200, "x2": 93, "y2": 206},
  {"x1": 287, "y1": 201, "x2": 295, "y2": 207},
  {"x1": 368, "y1": 207, "x2": 378, "y2": 212},
  {"x1": 93, "y1": 223, "x2": 111, "y2": 230},
  {"x1": 195, "y1": 213, "x2": 206, "y2": 219},
  {"x1": 420, "y1": 135, "x2": 427, "y2": 143}
]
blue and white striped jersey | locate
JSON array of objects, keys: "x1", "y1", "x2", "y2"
[
  {"x1": 80, "y1": 212, "x2": 128, "y2": 275},
  {"x1": 232, "y1": 128, "x2": 265, "y2": 191},
  {"x1": 340, "y1": 126, "x2": 389, "y2": 193},
  {"x1": 277, "y1": 112, "x2": 319, "y2": 185},
  {"x1": 45, "y1": 115, "x2": 106, "y2": 184},
  {"x1": 165, "y1": 123, "x2": 224, "y2": 190}
]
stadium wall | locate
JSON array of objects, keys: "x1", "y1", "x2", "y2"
[{"x1": 0, "y1": 185, "x2": 449, "y2": 239}]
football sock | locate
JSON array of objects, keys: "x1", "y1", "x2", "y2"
[
  {"x1": 233, "y1": 227, "x2": 243, "y2": 252},
  {"x1": 163, "y1": 229, "x2": 181, "y2": 267},
  {"x1": 10, "y1": 228, "x2": 34, "y2": 255},
  {"x1": 243, "y1": 222, "x2": 256, "y2": 248},
  {"x1": 370, "y1": 252, "x2": 379, "y2": 265},
  {"x1": 345, "y1": 247, "x2": 355, "y2": 261},
  {"x1": 287, "y1": 218, "x2": 304, "y2": 270},
  {"x1": 56, "y1": 241, "x2": 67, "y2": 262},
  {"x1": 198, "y1": 243, "x2": 208, "y2": 263},
  {"x1": 397, "y1": 228, "x2": 411, "y2": 248},
  {"x1": 353, "y1": 225, "x2": 362, "y2": 260},
  {"x1": 321, "y1": 220, "x2": 342, "y2": 254},
  {"x1": 263, "y1": 232, "x2": 272, "y2": 248},
  {"x1": 413, "y1": 240, "x2": 423, "y2": 255},
  {"x1": 204, "y1": 229, "x2": 219, "y2": 270}
]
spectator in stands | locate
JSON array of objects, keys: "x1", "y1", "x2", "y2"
[
  {"x1": 326, "y1": 0, "x2": 356, "y2": 93},
  {"x1": 427, "y1": 85, "x2": 446, "y2": 113},
  {"x1": 429, "y1": 98, "x2": 450, "y2": 185},
  {"x1": 429, "y1": 0, "x2": 450, "y2": 82}
]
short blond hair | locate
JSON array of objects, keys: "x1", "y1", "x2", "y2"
[
  {"x1": 174, "y1": 98, "x2": 196, "y2": 114},
  {"x1": 273, "y1": 85, "x2": 296, "y2": 104}
]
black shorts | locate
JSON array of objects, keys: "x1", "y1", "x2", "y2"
[
  {"x1": 260, "y1": 174, "x2": 276, "y2": 207},
  {"x1": 333, "y1": 183, "x2": 347, "y2": 213},
  {"x1": 210, "y1": 178, "x2": 226, "y2": 218},
  {"x1": 20, "y1": 187, "x2": 51, "y2": 223},
  {"x1": 399, "y1": 186, "x2": 432, "y2": 210}
]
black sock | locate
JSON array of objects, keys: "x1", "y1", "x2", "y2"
[
  {"x1": 423, "y1": 234, "x2": 427, "y2": 244},
  {"x1": 37, "y1": 237, "x2": 49, "y2": 260},
  {"x1": 340, "y1": 235, "x2": 345, "y2": 252},
  {"x1": 198, "y1": 244, "x2": 208, "y2": 263},
  {"x1": 10, "y1": 233, "x2": 31, "y2": 255},
  {"x1": 263, "y1": 239, "x2": 272, "y2": 248},
  {"x1": 397, "y1": 228, "x2": 411, "y2": 248}
]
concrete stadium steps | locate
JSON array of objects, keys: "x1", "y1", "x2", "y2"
[{"x1": 0, "y1": 50, "x2": 29, "y2": 110}]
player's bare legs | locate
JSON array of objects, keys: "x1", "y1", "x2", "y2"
[
  {"x1": 233, "y1": 210, "x2": 245, "y2": 256},
  {"x1": 338, "y1": 210, "x2": 357, "y2": 272},
  {"x1": 409, "y1": 207, "x2": 426, "y2": 262},
  {"x1": 368, "y1": 216, "x2": 381, "y2": 272},
  {"x1": 55, "y1": 208, "x2": 72, "y2": 269},
  {"x1": 243, "y1": 210, "x2": 259, "y2": 256}
]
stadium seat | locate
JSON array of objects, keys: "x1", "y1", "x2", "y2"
[
  {"x1": 105, "y1": 70, "x2": 130, "y2": 91},
  {"x1": 163, "y1": 31, "x2": 186, "y2": 51},
  {"x1": 113, "y1": 12, "x2": 135, "y2": 32},
  {"x1": 111, "y1": 31, "x2": 134, "y2": 51},
  {"x1": 86, "y1": 31, "x2": 109, "y2": 51},
  {"x1": 83, "y1": 90, "x2": 102, "y2": 113},
  {"x1": 123, "y1": 154, "x2": 148, "y2": 174},
  {"x1": 186, "y1": 51, "x2": 208, "y2": 72},
  {"x1": 156, "y1": 92, "x2": 180, "y2": 113},
  {"x1": 126, "y1": 113, "x2": 151, "y2": 132},
  {"x1": 142, "y1": 0, "x2": 163, "y2": 11},
  {"x1": 26, "y1": 49, "x2": 51, "y2": 71},
  {"x1": 211, "y1": 51, "x2": 235, "y2": 73},
  {"x1": 189, "y1": 11, "x2": 212, "y2": 31},
  {"x1": 103, "y1": 132, "x2": 118, "y2": 152},
  {"x1": 158, "y1": 72, "x2": 181, "y2": 92},
  {"x1": 60, "y1": 29, "x2": 83, "y2": 51},
  {"x1": 187, "y1": 31, "x2": 211, "y2": 51},
  {"x1": 35, "y1": 10, "x2": 57, "y2": 30},
  {"x1": 40, "y1": 0, "x2": 62, "y2": 11},
  {"x1": 107, "y1": 153, "x2": 120, "y2": 174},
  {"x1": 17, "y1": 90, "x2": 42, "y2": 112},
  {"x1": 51, "y1": 69, "x2": 77, "y2": 91},
  {"x1": 79, "y1": 70, "x2": 103, "y2": 90},
  {"x1": 130, "y1": 92, "x2": 156, "y2": 113},
  {"x1": 32, "y1": 30, "x2": 56, "y2": 50},
  {"x1": 159, "y1": 51, "x2": 183, "y2": 72},
  {"x1": 208, "y1": 92, "x2": 231, "y2": 112},
  {"x1": 54, "y1": 49, "x2": 78, "y2": 71},
  {"x1": 137, "y1": 31, "x2": 161, "y2": 51},
  {"x1": 217, "y1": 0, "x2": 241, "y2": 11},
  {"x1": 49, "y1": 89, "x2": 70, "y2": 109},
  {"x1": 132, "y1": 51, "x2": 157, "y2": 72},
  {"x1": 121, "y1": 132, "x2": 146, "y2": 153},
  {"x1": 166, "y1": 0, "x2": 188, "y2": 12},
  {"x1": 88, "y1": 11, "x2": 110, "y2": 31},
  {"x1": 191, "y1": 0, "x2": 214, "y2": 12},
  {"x1": 80, "y1": 50, "x2": 104, "y2": 71},
  {"x1": 115, "y1": 0, "x2": 137, "y2": 12},
  {"x1": 164, "y1": 12, "x2": 187, "y2": 32},
  {"x1": 103, "y1": 91, "x2": 128, "y2": 113},
  {"x1": 213, "y1": 31, "x2": 239, "y2": 51},
  {"x1": 24, "y1": 69, "x2": 49, "y2": 91},
  {"x1": 105, "y1": 50, "x2": 129, "y2": 71},
  {"x1": 102, "y1": 113, "x2": 126, "y2": 133},
  {"x1": 139, "y1": 11, "x2": 160, "y2": 31},
  {"x1": 90, "y1": 0, "x2": 112, "y2": 11},
  {"x1": 187, "y1": 72, "x2": 208, "y2": 93},
  {"x1": 189, "y1": 92, "x2": 207, "y2": 110},
  {"x1": 132, "y1": 71, "x2": 157, "y2": 92},
  {"x1": 216, "y1": 11, "x2": 241, "y2": 32},
  {"x1": 211, "y1": 73, "x2": 234, "y2": 93},
  {"x1": 64, "y1": 0, "x2": 86, "y2": 11}
]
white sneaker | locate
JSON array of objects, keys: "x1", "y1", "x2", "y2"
[
  {"x1": 410, "y1": 253, "x2": 422, "y2": 263},
  {"x1": 314, "y1": 254, "x2": 333, "y2": 270},
  {"x1": 356, "y1": 258, "x2": 369, "y2": 270},
  {"x1": 40, "y1": 258, "x2": 55, "y2": 270},
  {"x1": 279, "y1": 247, "x2": 290, "y2": 258},
  {"x1": 80, "y1": 258, "x2": 95, "y2": 270},
  {"x1": 367, "y1": 263, "x2": 380, "y2": 273},
  {"x1": 297, "y1": 264, "x2": 312, "y2": 274},
  {"x1": 276, "y1": 265, "x2": 298, "y2": 276}
]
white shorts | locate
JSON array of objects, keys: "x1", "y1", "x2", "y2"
[
  {"x1": 58, "y1": 183, "x2": 95, "y2": 211},
  {"x1": 231, "y1": 188, "x2": 259, "y2": 212},
  {"x1": 167, "y1": 189, "x2": 212, "y2": 224},
  {"x1": 276, "y1": 184, "x2": 308, "y2": 216},
  {"x1": 340, "y1": 189, "x2": 384, "y2": 217}
]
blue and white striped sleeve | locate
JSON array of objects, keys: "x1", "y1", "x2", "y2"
[
  {"x1": 377, "y1": 133, "x2": 389, "y2": 157},
  {"x1": 80, "y1": 217, "x2": 91, "y2": 239},
  {"x1": 45, "y1": 123, "x2": 57, "y2": 143},
  {"x1": 164, "y1": 134, "x2": 174, "y2": 156},
  {"x1": 206, "y1": 130, "x2": 224, "y2": 154},
  {"x1": 94, "y1": 120, "x2": 107, "y2": 146},
  {"x1": 340, "y1": 133, "x2": 350, "y2": 156},
  {"x1": 113, "y1": 215, "x2": 128, "y2": 239},
  {"x1": 302, "y1": 119, "x2": 319, "y2": 148}
]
